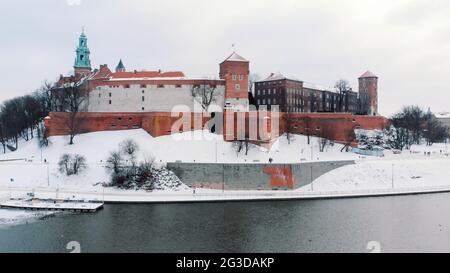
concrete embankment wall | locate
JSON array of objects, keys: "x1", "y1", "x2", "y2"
[{"x1": 167, "y1": 161, "x2": 354, "y2": 190}]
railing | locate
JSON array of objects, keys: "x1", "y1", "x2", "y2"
[{"x1": 2, "y1": 184, "x2": 450, "y2": 201}]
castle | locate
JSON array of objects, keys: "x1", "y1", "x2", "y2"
[{"x1": 45, "y1": 31, "x2": 388, "y2": 145}]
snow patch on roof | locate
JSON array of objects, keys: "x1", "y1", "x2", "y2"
[
  {"x1": 359, "y1": 71, "x2": 378, "y2": 78},
  {"x1": 435, "y1": 112, "x2": 450, "y2": 119},
  {"x1": 223, "y1": 52, "x2": 248, "y2": 62},
  {"x1": 303, "y1": 82, "x2": 338, "y2": 92}
]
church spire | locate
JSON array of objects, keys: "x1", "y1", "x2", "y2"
[
  {"x1": 115, "y1": 59, "x2": 126, "y2": 72},
  {"x1": 74, "y1": 29, "x2": 92, "y2": 77}
]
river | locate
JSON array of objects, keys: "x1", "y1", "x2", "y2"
[{"x1": 1, "y1": 193, "x2": 450, "y2": 252}]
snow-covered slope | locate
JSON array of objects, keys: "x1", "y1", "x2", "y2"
[
  {"x1": 0, "y1": 129, "x2": 357, "y2": 191},
  {"x1": 1, "y1": 129, "x2": 448, "y2": 195},
  {"x1": 303, "y1": 158, "x2": 450, "y2": 192}
]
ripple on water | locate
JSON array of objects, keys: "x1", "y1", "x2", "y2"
[{"x1": 0, "y1": 209, "x2": 58, "y2": 228}]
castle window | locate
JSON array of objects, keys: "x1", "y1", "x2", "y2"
[
  {"x1": 142, "y1": 96, "x2": 145, "y2": 102},
  {"x1": 232, "y1": 75, "x2": 237, "y2": 81},
  {"x1": 118, "y1": 117, "x2": 122, "y2": 121},
  {"x1": 129, "y1": 117, "x2": 133, "y2": 121},
  {"x1": 157, "y1": 84, "x2": 164, "y2": 88},
  {"x1": 142, "y1": 90, "x2": 145, "y2": 94},
  {"x1": 239, "y1": 75, "x2": 244, "y2": 81},
  {"x1": 98, "y1": 94, "x2": 101, "y2": 98},
  {"x1": 109, "y1": 100, "x2": 112, "y2": 105},
  {"x1": 80, "y1": 55, "x2": 84, "y2": 61},
  {"x1": 140, "y1": 84, "x2": 147, "y2": 88},
  {"x1": 235, "y1": 84, "x2": 240, "y2": 90},
  {"x1": 175, "y1": 84, "x2": 182, "y2": 88},
  {"x1": 109, "y1": 92, "x2": 112, "y2": 97},
  {"x1": 124, "y1": 84, "x2": 130, "y2": 88},
  {"x1": 141, "y1": 107, "x2": 145, "y2": 111}
]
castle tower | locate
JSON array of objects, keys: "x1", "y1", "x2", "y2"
[
  {"x1": 115, "y1": 59, "x2": 126, "y2": 72},
  {"x1": 74, "y1": 29, "x2": 92, "y2": 77},
  {"x1": 219, "y1": 52, "x2": 249, "y2": 111},
  {"x1": 358, "y1": 71, "x2": 378, "y2": 116}
]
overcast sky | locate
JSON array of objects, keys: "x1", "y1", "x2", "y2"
[{"x1": 0, "y1": 0, "x2": 449, "y2": 116}]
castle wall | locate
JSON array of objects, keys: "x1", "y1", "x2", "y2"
[
  {"x1": 45, "y1": 111, "x2": 390, "y2": 147},
  {"x1": 45, "y1": 112, "x2": 213, "y2": 137},
  {"x1": 87, "y1": 84, "x2": 225, "y2": 113}
]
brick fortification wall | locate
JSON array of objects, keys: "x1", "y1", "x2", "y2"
[
  {"x1": 167, "y1": 161, "x2": 355, "y2": 190},
  {"x1": 45, "y1": 111, "x2": 390, "y2": 144},
  {"x1": 279, "y1": 113, "x2": 390, "y2": 146},
  {"x1": 45, "y1": 112, "x2": 212, "y2": 137}
]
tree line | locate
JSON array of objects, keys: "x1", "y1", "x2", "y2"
[
  {"x1": 388, "y1": 105, "x2": 449, "y2": 149},
  {"x1": 0, "y1": 83, "x2": 53, "y2": 153}
]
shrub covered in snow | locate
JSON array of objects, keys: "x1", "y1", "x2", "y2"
[
  {"x1": 105, "y1": 141, "x2": 186, "y2": 191},
  {"x1": 58, "y1": 153, "x2": 87, "y2": 176}
]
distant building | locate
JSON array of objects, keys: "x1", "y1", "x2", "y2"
[
  {"x1": 435, "y1": 112, "x2": 450, "y2": 133},
  {"x1": 254, "y1": 71, "x2": 374, "y2": 115}
]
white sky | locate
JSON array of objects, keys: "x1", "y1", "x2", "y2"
[{"x1": 0, "y1": 0, "x2": 449, "y2": 116}]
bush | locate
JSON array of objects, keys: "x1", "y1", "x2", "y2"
[
  {"x1": 106, "y1": 151, "x2": 123, "y2": 174},
  {"x1": 58, "y1": 153, "x2": 87, "y2": 176},
  {"x1": 119, "y1": 139, "x2": 139, "y2": 161}
]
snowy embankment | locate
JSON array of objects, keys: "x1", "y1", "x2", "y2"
[{"x1": 0, "y1": 129, "x2": 449, "y2": 208}]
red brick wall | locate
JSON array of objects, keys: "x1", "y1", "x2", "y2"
[
  {"x1": 45, "y1": 111, "x2": 389, "y2": 146},
  {"x1": 279, "y1": 113, "x2": 390, "y2": 146},
  {"x1": 46, "y1": 112, "x2": 211, "y2": 137},
  {"x1": 219, "y1": 61, "x2": 249, "y2": 100}
]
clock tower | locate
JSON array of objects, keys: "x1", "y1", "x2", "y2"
[{"x1": 74, "y1": 29, "x2": 92, "y2": 77}]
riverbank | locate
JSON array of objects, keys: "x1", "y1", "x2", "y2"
[{"x1": 2, "y1": 182, "x2": 450, "y2": 203}]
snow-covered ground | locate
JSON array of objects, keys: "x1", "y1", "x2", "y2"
[
  {"x1": 0, "y1": 129, "x2": 449, "y2": 210},
  {"x1": 0, "y1": 129, "x2": 360, "y2": 192}
]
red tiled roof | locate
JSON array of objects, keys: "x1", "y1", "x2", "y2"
[{"x1": 111, "y1": 71, "x2": 185, "y2": 79}]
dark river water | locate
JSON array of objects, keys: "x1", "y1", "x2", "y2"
[{"x1": 1, "y1": 193, "x2": 450, "y2": 253}]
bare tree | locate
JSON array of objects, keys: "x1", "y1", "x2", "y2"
[
  {"x1": 357, "y1": 92, "x2": 371, "y2": 115},
  {"x1": 334, "y1": 79, "x2": 351, "y2": 112},
  {"x1": 391, "y1": 105, "x2": 428, "y2": 145},
  {"x1": 285, "y1": 110, "x2": 295, "y2": 144},
  {"x1": 341, "y1": 125, "x2": 357, "y2": 152},
  {"x1": 317, "y1": 127, "x2": 331, "y2": 152},
  {"x1": 232, "y1": 140, "x2": 244, "y2": 156},
  {"x1": 0, "y1": 119, "x2": 6, "y2": 153},
  {"x1": 106, "y1": 151, "x2": 124, "y2": 174},
  {"x1": 309, "y1": 93, "x2": 319, "y2": 113},
  {"x1": 58, "y1": 153, "x2": 87, "y2": 176},
  {"x1": 249, "y1": 73, "x2": 261, "y2": 95},
  {"x1": 58, "y1": 85, "x2": 88, "y2": 145},
  {"x1": 233, "y1": 139, "x2": 253, "y2": 156},
  {"x1": 191, "y1": 83, "x2": 218, "y2": 111},
  {"x1": 423, "y1": 117, "x2": 449, "y2": 146},
  {"x1": 304, "y1": 116, "x2": 311, "y2": 145}
]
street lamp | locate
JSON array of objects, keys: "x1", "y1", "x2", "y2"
[{"x1": 391, "y1": 164, "x2": 394, "y2": 189}]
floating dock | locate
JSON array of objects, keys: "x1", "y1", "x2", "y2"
[{"x1": 0, "y1": 198, "x2": 104, "y2": 212}]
